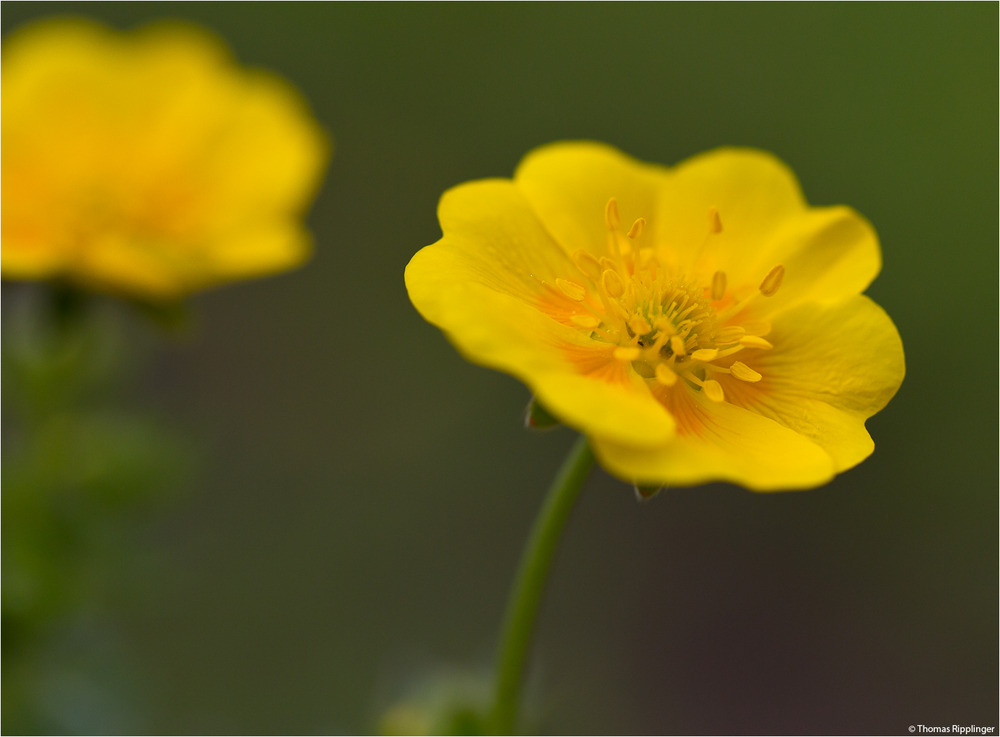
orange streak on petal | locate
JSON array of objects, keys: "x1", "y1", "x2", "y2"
[
  {"x1": 652, "y1": 384, "x2": 708, "y2": 439},
  {"x1": 560, "y1": 342, "x2": 633, "y2": 387}
]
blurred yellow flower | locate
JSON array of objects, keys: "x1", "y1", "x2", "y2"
[
  {"x1": 406, "y1": 142, "x2": 905, "y2": 491},
  {"x1": 2, "y1": 19, "x2": 329, "y2": 299}
]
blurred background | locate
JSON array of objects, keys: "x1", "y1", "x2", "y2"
[{"x1": 1, "y1": 3, "x2": 996, "y2": 734}]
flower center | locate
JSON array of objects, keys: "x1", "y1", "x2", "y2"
[{"x1": 550, "y1": 198, "x2": 784, "y2": 402}]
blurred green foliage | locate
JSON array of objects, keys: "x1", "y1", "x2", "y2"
[{"x1": 2, "y1": 291, "x2": 191, "y2": 732}]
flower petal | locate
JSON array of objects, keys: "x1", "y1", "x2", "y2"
[
  {"x1": 422, "y1": 178, "x2": 577, "y2": 301},
  {"x1": 514, "y1": 141, "x2": 670, "y2": 258},
  {"x1": 1, "y1": 19, "x2": 328, "y2": 298},
  {"x1": 656, "y1": 147, "x2": 807, "y2": 276},
  {"x1": 746, "y1": 206, "x2": 883, "y2": 315},
  {"x1": 207, "y1": 222, "x2": 312, "y2": 282},
  {"x1": 591, "y1": 390, "x2": 835, "y2": 491},
  {"x1": 723, "y1": 295, "x2": 905, "y2": 471},
  {"x1": 405, "y1": 180, "x2": 676, "y2": 447}
]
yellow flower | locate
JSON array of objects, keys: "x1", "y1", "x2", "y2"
[
  {"x1": 406, "y1": 142, "x2": 905, "y2": 491},
  {"x1": 2, "y1": 19, "x2": 329, "y2": 299}
]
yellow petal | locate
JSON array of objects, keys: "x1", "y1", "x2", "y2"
[
  {"x1": 533, "y1": 371, "x2": 676, "y2": 448},
  {"x1": 591, "y1": 391, "x2": 835, "y2": 491},
  {"x1": 656, "y1": 147, "x2": 806, "y2": 274},
  {"x1": 207, "y1": 222, "x2": 312, "y2": 281},
  {"x1": 514, "y1": 141, "x2": 670, "y2": 259},
  {"x1": 743, "y1": 206, "x2": 882, "y2": 315},
  {"x1": 405, "y1": 258, "x2": 675, "y2": 446},
  {"x1": 726, "y1": 295, "x2": 905, "y2": 471},
  {"x1": 1, "y1": 19, "x2": 329, "y2": 299},
  {"x1": 423, "y1": 179, "x2": 576, "y2": 301}
]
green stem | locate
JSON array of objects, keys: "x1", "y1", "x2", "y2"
[{"x1": 489, "y1": 435, "x2": 595, "y2": 734}]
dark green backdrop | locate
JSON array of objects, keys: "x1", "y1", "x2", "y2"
[{"x1": 2, "y1": 3, "x2": 997, "y2": 734}]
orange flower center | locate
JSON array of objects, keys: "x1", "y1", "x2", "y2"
[{"x1": 548, "y1": 198, "x2": 784, "y2": 402}]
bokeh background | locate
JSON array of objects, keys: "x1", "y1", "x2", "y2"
[{"x1": 2, "y1": 3, "x2": 997, "y2": 735}]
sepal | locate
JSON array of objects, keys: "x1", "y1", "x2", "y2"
[
  {"x1": 633, "y1": 484, "x2": 664, "y2": 502},
  {"x1": 524, "y1": 396, "x2": 561, "y2": 430}
]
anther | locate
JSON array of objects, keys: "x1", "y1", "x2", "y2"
[
  {"x1": 613, "y1": 346, "x2": 641, "y2": 362},
  {"x1": 730, "y1": 361, "x2": 762, "y2": 382},
  {"x1": 669, "y1": 335, "x2": 687, "y2": 357},
  {"x1": 654, "y1": 317, "x2": 675, "y2": 334},
  {"x1": 654, "y1": 363, "x2": 678, "y2": 386},
  {"x1": 556, "y1": 278, "x2": 587, "y2": 301},
  {"x1": 740, "y1": 320, "x2": 772, "y2": 337},
  {"x1": 708, "y1": 206, "x2": 723, "y2": 234},
  {"x1": 702, "y1": 379, "x2": 725, "y2": 402},
  {"x1": 626, "y1": 218, "x2": 646, "y2": 240},
  {"x1": 691, "y1": 348, "x2": 719, "y2": 362},
  {"x1": 714, "y1": 326, "x2": 746, "y2": 344},
  {"x1": 739, "y1": 335, "x2": 774, "y2": 350},
  {"x1": 572, "y1": 250, "x2": 603, "y2": 281},
  {"x1": 627, "y1": 315, "x2": 652, "y2": 336},
  {"x1": 759, "y1": 265, "x2": 785, "y2": 297},
  {"x1": 605, "y1": 198, "x2": 621, "y2": 230},
  {"x1": 711, "y1": 270, "x2": 727, "y2": 301},
  {"x1": 570, "y1": 314, "x2": 600, "y2": 329},
  {"x1": 601, "y1": 269, "x2": 625, "y2": 299},
  {"x1": 599, "y1": 256, "x2": 618, "y2": 273}
]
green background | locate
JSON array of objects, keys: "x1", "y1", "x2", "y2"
[{"x1": 2, "y1": 2, "x2": 997, "y2": 734}]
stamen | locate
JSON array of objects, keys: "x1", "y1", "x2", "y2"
[
  {"x1": 601, "y1": 269, "x2": 625, "y2": 299},
  {"x1": 702, "y1": 379, "x2": 724, "y2": 402},
  {"x1": 740, "y1": 320, "x2": 772, "y2": 336},
  {"x1": 714, "y1": 325, "x2": 745, "y2": 344},
  {"x1": 570, "y1": 314, "x2": 600, "y2": 329},
  {"x1": 730, "y1": 361, "x2": 762, "y2": 382},
  {"x1": 613, "y1": 346, "x2": 641, "y2": 361},
  {"x1": 655, "y1": 363, "x2": 678, "y2": 386},
  {"x1": 627, "y1": 315, "x2": 651, "y2": 336},
  {"x1": 556, "y1": 278, "x2": 587, "y2": 301},
  {"x1": 653, "y1": 317, "x2": 675, "y2": 335},
  {"x1": 708, "y1": 206, "x2": 723, "y2": 234},
  {"x1": 605, "y1": 198, "x2": 620, "y2": 230},
  {"x1": 561, "y1": 205, "x2": 772, "y2": 401},
  {"x1": 739, "y1": 335, "x2": 774, "y2": 350},
  {"x1": 691, "y1": 348, "x2": 719, "y2": 362},
  {"x1": 711, "y1": 270, "x2": 727, "y2": 301},
  {"x1": 759, "y1": 265, "x2": 785, "y2": 296},
  {"x1": 572, "y1": 249, "x2": 603, "y2": 281}
]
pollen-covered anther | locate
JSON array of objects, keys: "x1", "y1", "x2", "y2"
[
  {"x1": 570, "y1": 314, "x2": 600, "y2": 329},
  {"x1": 740, "y1": 335, "x2": 774, "y2": 350},
  {"x1": 740, "y1": 320, "x2": 772, "y2": 337},
  {"x1": 626, "y1": 218, "x2": 646, "y2": 240},
  {"x1": 691, "y1": 348, "x2": 719, "y2": 362},
  {"x1": 556, "y1": 278, "x2": 587, "y2": 301},
  {"x1": 601, "y1": 269, "x2": 625, "y2": 299},
  {"x1": 572, "y1": 249, "x2": 603, "y2": 281},
  {"x1": 702, "y1": 379, "x2": 725, "y2": 402},
  {"x1": 711, "y1": 270, "x2": 727, "y2": 301},
  {"x1": 654, "y1": 363, "x2": 678, "y2": 386},
  {"x1": 605, "y1": 198, "x2": 621, "y2": 230},
  {"x1": 627, "y1": 315, "x2": 651, "y2": 336},
  {"x1": 730, "y1": 361, "x2": 762, "y2": 382},
  {"x1": 669, "y1": 335, "x2": 687, "y2": 357},
  {"x1": 708, "y1": 206, "x2": 723, "y2": 234},
  {"x1": 654, "y1": 317, "x2": 676, "y2": 335},
  {"x1": 714, "y1": 325, "x2": 745, "y2": 344},
  {"x1": 759, "y1": 264, "x2": 785, "y2": 297},
  {"x1": 613, "y1": 346, "x2": 641, "y2": 362}
]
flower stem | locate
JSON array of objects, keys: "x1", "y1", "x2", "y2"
[{"x1": 489, "y1": 434, "x2": 594, "y2": 734}]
